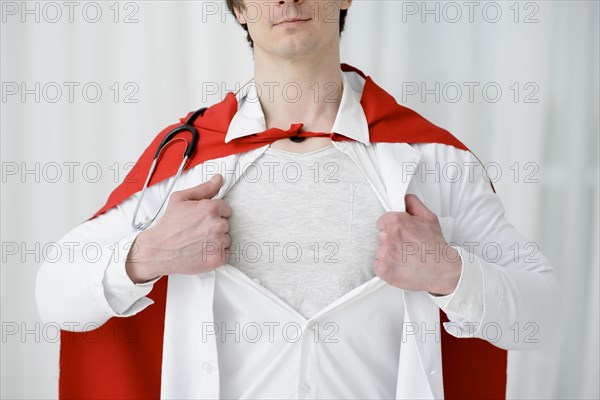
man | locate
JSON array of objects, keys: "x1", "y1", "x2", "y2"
[{"x1": 36, "y1": 0, "x2": 559, "y2": 398}]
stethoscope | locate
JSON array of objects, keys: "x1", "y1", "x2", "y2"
[
  {"x1": 130, "y1": 81, "x2": 309, "y2": 231},
  {"x1": 131, "y1": 107, "x2": 206, "y2": 230}
]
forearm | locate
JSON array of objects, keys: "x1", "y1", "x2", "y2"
[
  {"x1": 36, "y1": 227, "x2": 154, "y2": 330},
  {"x1": 35, "y1": 188, "x2": 166, "y2": 329},
  {"x1": 422, "y1": 144, "x2": 560, "y2": 350},
  {"x1": 476, "y1": 252, "x2": 560, "y2": 349}
]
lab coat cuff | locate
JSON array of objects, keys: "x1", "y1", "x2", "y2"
[
  {"x1": 428, "y1": 245, "x2": 485, "y2": 325},
  {"x1": 102, "y1": 232, "x2": 158, "y2": 315}
]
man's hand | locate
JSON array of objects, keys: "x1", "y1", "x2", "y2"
[
  {"x1": 125, "y1": 174, "x2": 232, "y2": 284},
  {"x1": 372, "y1": 194, "x2": 462, "y2": 296}
]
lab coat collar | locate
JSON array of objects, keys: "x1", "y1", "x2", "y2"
[{"x1": 224, "y1": 70, "x2": 371, "y2": 145}]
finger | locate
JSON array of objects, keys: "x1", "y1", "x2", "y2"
[
  {"x1": 175, "y1": 174, "x2": 224, "y2": 202},
  {"x1": 376, "y1": 211, "x2": 404, "y2": 230},
  {"x1": 222, "y1": 218, "x2": 230, "y2": 233},
  {"x1": 223, "y1": 233, "x2": 231, "y2": 249},
  {"x1": 214, "y1": 217, "x2": 230, "y2": 234},
  {"x1": 222, "y1": 248, "x2": 230, "y2": 264},
  {"x1": 213, "y1": 199, "x2": 233, "y2": 218},
  {"x1": 376, "y1": 212, "x2": 390, "y2": 230},
  {"x1": 405, "y1": 194, "x2": 435, "y2": 220},
  {"x1": 372, "y1": 258, "x2": 393, "y2": 282},
  {"x1": 377, "y1": 230, "x2": 392, "y2": 246}
]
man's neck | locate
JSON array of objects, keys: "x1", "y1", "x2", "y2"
[{"x1": 253, "y1": 53, "x2": 343, "y2": 133}]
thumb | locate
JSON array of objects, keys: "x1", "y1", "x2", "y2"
[
  {"x1": 175, "y1": 174, "x2": 224, "y2": 202},
  {"x1": 405, "y1": 194, "x2": 434, "y2": 219}
]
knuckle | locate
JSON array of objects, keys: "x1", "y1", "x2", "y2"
[
  {"x1": 212, "y1": 218, "x2": 223, "y2": 228},
  {"x1": 426, "y1": 213, "x2": 439, "y2": 223},
  {"x1": 378, "y1": 231, "x2": 388, "y2": 244},
  {"x1": 375, "y1": 246, "x2": 388, "y2": 262},
  {"x1": 219, "y1": 200, "x2": 233, "y2": 217},
  {"x1": 377, "y1": 212, "x2": 402, "y2": 229},
  {"x1": 169, "y1": 191, "x2": 184, "y2": 203},
  {"x1": 206, "y1": 201, "x2": 220, "y2": 213},
  {"x1": 214, "y1": 199, "x2": 228, "y2": 209},
  {"x1": 223, "y1": 233, "x2": 232, "y2": 248},
  {"x1": 392, "y1": 213, "x2": 404, "y2": 223},
  {"x1": 215, "y1": 218, "x2": 229, "y2": 233},
  {"x1": 199, "y1": 199, "x2": 218, "y2": 213},
  {"x1": 373, "y1": 260, "x2": 392, "y2": 279}
]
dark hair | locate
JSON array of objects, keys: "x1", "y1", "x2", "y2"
[{"x1": 225, "y1": 0, "x2": 349, "y2": 48}]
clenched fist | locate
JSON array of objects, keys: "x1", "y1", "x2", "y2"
[
  {"x1": 125, "y1": 174, "x2": 232, "y2": 283},
  {"x1": 372, "y1": 194, "x2": 462, "y2": 296}
]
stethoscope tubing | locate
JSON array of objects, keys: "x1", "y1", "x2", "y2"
[{"x1": 131, "y1": 107, "x2": 207, "y2": 231}]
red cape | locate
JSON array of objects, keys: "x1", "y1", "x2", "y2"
[{"x1": 60, "y1": 64, "x2": 506, "y2": 399}]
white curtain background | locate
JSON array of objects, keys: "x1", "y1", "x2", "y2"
[{"x1": 1, "y1": 1, "x2": 598, "y2": 398}]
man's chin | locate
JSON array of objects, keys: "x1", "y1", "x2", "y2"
[{"x1": 270, "y1": 41, "x2": 322, "y2": 61}]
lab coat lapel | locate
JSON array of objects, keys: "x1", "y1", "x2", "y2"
[
  {"x1": 161, "y1": 146, "x2": 269, "y2": 399},
  {"x1": 162, "y1": 141, "x2": 444, "y2": 399},
  {"x1": 334, "y1": 140, "x2": 442, "y2": 398},
  {"x1": 375, "y1": 142, "x2": 421, "y2": 212},
  {"x1": 161, "y1": 271, "x2": 220, "y2": 399},
  {"x1": 398, "y1": 293, "x2": 444, "y2": 399},
  {"x1": 331, "y1": 141, "x2": 392, "y2": 211},
  {"x1": 374, "y1": 142, "x2": 445, "y2": 400}
]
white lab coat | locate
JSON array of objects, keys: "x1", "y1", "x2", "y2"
[
  {"x1": 37, "y1": 70, "x2": 560, "y2": 399},
  {"x1": 37, "y1": 139, "x2": 560, "y2": 399}
]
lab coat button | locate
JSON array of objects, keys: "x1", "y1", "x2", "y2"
[
  {"x1": 202, "y1": 362, "x2": 213, "y2": 374},
  {"x1": 301, "y1": 382, "x2": 311, "y2": 394},
  {"x1": 430, "y1": 369, "x2": 437, "y2": 375},
  {"x1": 459, "y1": 301, "x2": 467, "y2": 309}
]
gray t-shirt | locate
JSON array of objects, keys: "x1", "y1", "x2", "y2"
[{"x1": 223, "y1": 145, "x2": 385, "y2": 319}]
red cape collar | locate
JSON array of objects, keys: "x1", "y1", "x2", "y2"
[
  {"x1": 181, "y1": 63, "x2": 467, "y2": 150},
  {"x1": 91, "y1": 63, "x2": 468, "y2": 219}
]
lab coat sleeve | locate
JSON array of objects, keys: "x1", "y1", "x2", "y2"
[
  {"x1": 102, "y1": 234, "x2": 162, "y2": 315},
  {"x1": 428, "y1": 244, "x2": 485, "y2": 324},
  {"x1": 428, "y1": 145, "x2": 560, "y2": 350},
  {"x1": 35, "y1": 173, "x2": 173, "y2": 331}
]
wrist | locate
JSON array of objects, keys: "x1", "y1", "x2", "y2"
[
  {"x1": 429, "y1": 245, "x2": 462, "y2": 296},
  {"x1": 125, "y1": 232, "x2": 160, "y2": 284}
]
